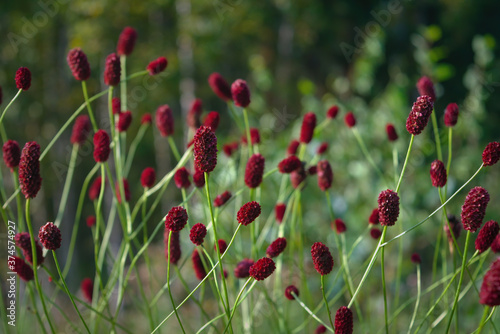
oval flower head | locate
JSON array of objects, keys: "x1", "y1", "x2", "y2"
[
  {"x1": 377, "y1": 189, "x2": 400, "y2": 226},
  {"x1": 249, "y1": 257, "x2": 276, "y2": 281},
  {"x1": 479, "y1": 258, "x2": 500, "y2": 306},
  {"x1": 237, "y1": 201, "x2": 261, "y2": 226},
  {"x1": 311, "y1": 242, "x2": 334, "y2": 275},
  {"x1": 19, "y1": 141, "x2": 42, "y2": 199},
  {"x1": 406, "y1": 95, "x2": 433, "y2": 135},
  {"x1": 334, "y1": 306, "x2": 354, "y2": 334},
  {"x1": 165, "y1": 206, "x2": 188, "y2": 232},
  {"x1": 194, "y1": 126, "x2": 218, "y2": 173},
  {"x1": 461, "y1": 186, "x2": 490, "y2": 233}
]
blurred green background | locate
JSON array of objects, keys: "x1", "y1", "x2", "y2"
[{"x1": 1, "y1": 0, "x2": 500, "y2": 332}]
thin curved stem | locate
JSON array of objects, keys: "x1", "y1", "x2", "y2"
[
  {"x1": 26, "y1": 199, "x2": 56, "y2": 333},
  {"x1": 0, "y1": 89, "x2": 22, "y2": 125},
  {"x1": 396, "y1": 134, "x2": 414, "y2": 192},
  {"x1": 321, "y1": 275, "x2": 334, "y2": 330},
  {"x1": 292, "y1": 292, "x2": 334, "y2": 333},
  {"x1": 54, "y1": 144, "x2": 78, "y2": 228},
  {"x1": 381, "y1": 226, "x2": 389, "y2": 334},
  {"x1": 408, "y1": 264, "x2": 421, "y2": 333},
  {"x1": 81, "y1": 81, "x2": 98, "y2": 131},
  {"x1": 52, "y1": 251, "x2": 91, "y2": 334},
  {"x1": 445, "y1": 231, "x2": 471, "y2": 333},
  {"x1": 167, "y1": 230, "x2": 186, "y2": 333}
]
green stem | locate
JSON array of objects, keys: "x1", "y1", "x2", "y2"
[
  {"x1": 52, "y1": 251, "x2": 91, "y2": 334},
  {"x1": 26, "y1": 199, "x2": 56, "y2": 333},
  {"x1": 0, "y1": 89, "x2": 22, "y2": 125},
  {"x1": 243, "y1": 108, "x2": 253, "y2": 158},
  {"x1": 321, "y1": 275, "x2": 334, "y2": 330},
  {"x1": 396, "y1": 134, "x2": 414, "y2": 192},
  {"x1": 54, "y1": 144, "x2": 78, "y2": 227},
  {"x1": 292, "y1": 292, "x2": 334, "y2": 332},
  {"x1": 12, "y1": 171, "x2": 25, "y2": 231},
  {"x1": 408, "y1": 264, "x2": 421, "y2": 333},
  {"x1": 430, "y1": 109, "x2": 442, "y2": 161},
  {"x1": 120, "y1": 55, "x2": 128, "y2": 111},
  {"x1": 81, "y1": 81, "x2": 98, "y2": 131},
  {"x1": 167, "y1": 230, "x2": 186, "y2": 333},
  {"x1": 224, "y1": 278, "x2": 253, "y2": 333},
  {"x1": 205, "y1": 172, "x2": 233, "y2": 333},
  {"x1": 352, "y1": 127, "x2": 387, "y2": 185},
  {"x1": 476, "y1": 306, "x2": 491, "y2": 334},
  {"x1": 445, "y1": 230, "x2": 471, "y2": 333},
  {"x1": 124, "y1": 124, "x2": 148, "y2": 176},
  {"x1": 168, "y1": 136, "x2": 181, "y2": 162},
  {"x1": 381, "y1": 226, "x2": 389, "y2": 334}
]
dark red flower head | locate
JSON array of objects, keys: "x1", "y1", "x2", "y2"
[
  {"x1": 88, "y1": 176, "x2": 103, "y2": 201},
  {"x1": 317, "y1": 142, "x2": 328, "y2": 155},
  {"x1": 38, "y1": 222, "x2": 62, "y2": 250},
  {"x1": 287, "y1": 139, "x2": 300, "y2": 156},
  {"x1": 189, "y1": 223, "x2": 207, "y2": 246},
  {"x1": 285, "y1": 285, "x2": 299, "y2": 300},
  {"x1": 344, "y1": 112, "x2": 356, "y2": 128},
  {"x1": 231, "y1": 79, "x2": 251, "y2": 107},
  {"x1": 445, "y1": 214, "x2": 462, "y2": 242},
  {"x1": 475, "y1": 221, "x2": 499, "y2": 254},
  {"x1": 117, "y1": 27, "x2": 137, "y2": 56},
  {"x1": 300, "y1": 112, "x2": 317, "y2": 144},
  {"x1": 141, "y1": 113, "x2": 152, "y2": 125},
  {"x1": 461, "y1": 186, "x2": 490, "y2": 233},
  {"x1": 3, "y1": 140, "x2": 21, "y2": 170},
  {"x1": 327, "y1": 105, "x2": 339, "y2": 119},
  {"x1": 417, "y1": 76, "x2": 436, "y2": 102},
  {"x1": 112, "y1": 97, "x2": 121, "y2": 115},
  {"x1": 193, "y1": 170, "x2": 205, "y2": 188},
  {"x1": 115, "y1": 178, "x2": 130, "y2": 203},
  {"x1": 378, "y1": 189, "x2": 400, "y2": 226},
  {"x1": 214, "y1": 190, "x2": 232, "y2": 207},
  {"x1": 15, "y1": 232, "x2": 44, "y2": 265},
  {"x1": 266, "y1": 237, "x2": 287, "y2": 258},
  {"x1": 86, "y1": 216, "x2": 96, "y2": 228},
  {"x1": 430, "y1": 159, "x2": 447, "y2": 187},
  {"x1": 165, "y1": 229, "x2": 181, "y2": 265},
  {"x1": 165, "y1": 206, "x2": 188, "y2": 232},
  {"x1": 155, "y1": 105, "x2": 174, "y2": 137},
  {"x1": 71, "y1": 115, "x2": 91, "y2": 145},
  {"x1": 406, "y1": 95, "x2": 434, "y2": 135},
  {"x1": 19, "y1": 141, "x2": 42, "y2": 199},
  {"x1": 334, "y1": 306, "x2": 353, "y2": 334},
  {"x1": 275, "y1": 203, "x2": 286, "y2": 223},
  {"x1": 241, "y1": 128, "x2": 261, "y2": 145},
  {"x1": 386, "y1": 123, "x2": 398, "y2": 141},
  {"x1": 192, "y1": 249, "x2": 206, "y2": 280},
  {"x1": 93, "y1": 130, "x2": 110, "y2": 163},
  {"x1": 482, "y1": 142, "x2": 500, "y2": 166},
  {"x1": 369, "y1": 208, "x2": 379, "y2": 225},
  {"x1": 12, "y1": 256, "x2": 34, "y2": 282},
  {"x1": 104, "y1": 53, "x2": 121, "y2": 86},
  {"x1": 334, "y1": 218, "x2": 347, "y2": 234},
  {"x1": 237, "y1": 201, "x2": 261, "y2": 226},
  {"x1": 491, "y1": 235, "x2": 500, "y2": 254},
  {"x1": 291, "y1": 164, "x2": 307, "y2": 189},
  {"x1": 147, "y1": 57, "x2": 168, "y2": 75},
  {"x1": 245, "y1": 153, "x2": 265, "y2": 188},
  {"x1": 204, "y1": 111, "x2": 220, "y2": 132},
  {"x1": 174, "y1": 167, "x2": 191, "y2": 189},
  {"x1": 15, "y1": 67, "x2": 31, "y2": 90},
  {"x1": 194, "y1": 126, "x2": 218, "y2": 173},
  {"x1": 249, "y1": 257, "x2": 276, "y2": 281},
  {"x1": 67, "y1": 48, "x2": 91, "y2": 81},
  {"x1": 370, "y1": 228, "x2": 382, "y2": 239},
  {"x1": 81, "y1": 278, "x2": 93, "y2": 302},
  {"x1": 141, "y1": 167, "x2": 156, "y2": 188},
  {"x1": 216, "y1": 239, "x2": 227, "y2": 254},
  {"x1": 309, "y1": 165, "x2": 318, "y2": 174},
  {"x1": 311, "y1": 242, "x2": 334, "y2": 275},
  {"x1": 411, "y1": 253, "x2": 422, "y2": 264},
  {"x1": 479, "y1": 258, "x2": 500, "y2": 306},
  {"x1": 187, "y1": 98, "x2": 203, "y2": 129},
  {"x1": 444, "y1": 103, "x2": 459, "y2": 127},
  {"x1": 117, "y1": 111, "x2": 132, "y2": 132},
  {"x1": 317, "y1": 160, "x2": 333, "y2": 191},
  {"x1": 208, "y1": 72, "x2": 232, "y2": 101},
  {"x1": 234, "y1": 259, "x2": 254, "y2": 278},
  {"x1": 278, "y1": 155, "x2": 301, "y2": 173},
  {"x1": 223, "y1": 142, "x2": 239, "y2": 157},
  {"x1": 315, "y1": 325, "x2": 327, "y2": 334}
]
